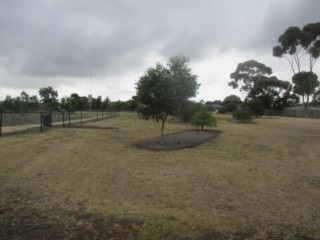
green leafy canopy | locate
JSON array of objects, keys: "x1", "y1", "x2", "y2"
[
  {"x1": 136, "y1": 55, "x2": 199, "y2": 141},
  {"x1": 191, "y1": 108, "x2": 217, "y2": 131}
]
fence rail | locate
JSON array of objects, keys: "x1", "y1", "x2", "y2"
[
  {"x1": 0, "y1": 110, "x2": 120, "y2": 136},
  {"x1": 273, "y1": 106, "x2": 320, "y2": 118}
]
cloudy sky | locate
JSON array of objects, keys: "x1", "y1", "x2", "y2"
[{"x1": 0, "y1": 0, "x2": 319, "y2": 102}]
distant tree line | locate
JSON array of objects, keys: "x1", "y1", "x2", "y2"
[
  {"x1": 0, "y1": 86, "x2": 138, "y2": 113},
  {"x1": 227, "y1": 21, "x2": 320, "y2": 118}
]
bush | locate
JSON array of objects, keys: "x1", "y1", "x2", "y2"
[
  {"x1": 192, "y1": 108, "x2": 217, "y2": 131},
  {"x1": 232, "y1": 107, "x2": 253, "y2": 123}
]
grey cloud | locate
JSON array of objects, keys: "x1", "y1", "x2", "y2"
[
  {"x1": 257, "y1": 0, "x2": 320, "y2": 49},
  {"x1": 2, "y1": 0, "x2": 273, "y2": 79},
  {"x1": 1, "y1": 0, "x2": 319, "y2": 100}
]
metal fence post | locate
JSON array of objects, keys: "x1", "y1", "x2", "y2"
[
  {"x1": 81, "y1": 111, "x2": 83, "y2": 124},
  {"x1": 68, "y1": 111, "x2": 71, "y2": 127}
]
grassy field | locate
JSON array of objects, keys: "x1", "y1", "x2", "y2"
[{"x1": 1, "y1": 114, "x2": 320, "y2": 239}]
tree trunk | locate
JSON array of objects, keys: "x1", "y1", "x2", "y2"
[
  {"x1": 302, "y1": 95, "x2": 306, "y2": 118},
  {"x1": 310, "y1": 48, "x2": 313, "y2": 72},
  {"x1": 160, "y1": 114, "x2": 168, "y2": 143},
  {"x1": 306, "y1": 95, "x2": 310, "y2": 118}
]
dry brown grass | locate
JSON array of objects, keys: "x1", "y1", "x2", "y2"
[{"x1": 1, "y1": 114, "x2": 320, "y2": 239}]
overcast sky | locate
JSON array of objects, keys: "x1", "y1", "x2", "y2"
[{"x1": 0, "y1": 0, "x2": 319, "y2": 102}]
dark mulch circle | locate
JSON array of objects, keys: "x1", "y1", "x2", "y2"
[
  {"x1": 69, "y1": 125, "x2": 118, "y2": 130},
  {"x1": 132, "y1": 129, "x2": 221, "y2": 151}
]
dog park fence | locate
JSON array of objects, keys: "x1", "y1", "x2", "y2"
[
  {"x1": 273, "y1": 106, "x2": 320, "y2": 118},
  {"x1": 0, "y1": 109, "x2": 120, "y2": 136}
]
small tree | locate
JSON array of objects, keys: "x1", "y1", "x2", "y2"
[
  {"x1": 232, "y1": 107, "x2": 253, "y2": 123},
  {"x1": 136, "y1": 55, "x2": 199, "y2": 142},
  {"x1": 191, "y1": 108, "x2": 217, "y2": 131}
]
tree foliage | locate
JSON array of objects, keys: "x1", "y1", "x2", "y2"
[
  {"x1": 204, "y1": 100, "x2": 222, "y2": 112},
  {"x1": 248, "y1": 76, "x2": 296, "y2": 111},
  {"x1": 176, "y1": 101, "x2": 203, "y2": 122},
  {"x1": 2, "y1": 92, "x2": 39, "y2": 112},
  {"x1": 229, "y1": 60, "x2": 272, "y2": 94},
  {"x1": 292, "y1": 72, "x2": 319, "y2": 96},
  {"x1": 229, "y1": 60, "x2": 293, "y2": 114},
  {"x1": 39, "y1": 86, "x2": 59, "y2": 111},
  {"x1": 191, "y1": 108, "x2": 217, "y2": 131},
  {"x1": 69, "y1": 93, "x2": 88, "y2": 111},
  {"x1": 232, "y1": 106, "x2": 253, "y2": 123},
  {"x1": 136, "y1": 55, "x2": 199, "y2": 142},
  {"x1": 219, "y1": 95, "x2": 241, "y2": 113},
  {"x1": 312, "y1": 89, "x2": 320, "y2": 105},
  {"x1": 273, "y1": 22, "x2": 320, "y2": 73},
  {"x1": 1, "y1": 89, "x2": 114, "y2": 112},
  {"x1": 60, "y1": 97, "x2": 75, "y2": 112},
  {"x1": 223, "y1": 95, "x2": 241, "y2": 105},
  {"x1": 292, "y1": 71, "x2": 319, "y2": 117},
  {"x1": 273, "y1": 22, "x2": 320, "y2": 116},
  {"x1": 245, "y1": 99, "x2": 265, "y2": 117},
  {"x1": 303, "y1": 22, "x2": 320, "y2": 61}
]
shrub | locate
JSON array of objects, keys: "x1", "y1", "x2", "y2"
[
  {"x1": 232, "y1": 106, "x2": 253, "y2": 123},
  {"x1": 192, "y1": 108, "x2": 217, "y2": 131},
  {"x1": 176, "y1": 101, "x2": 203, "y2": 122}
]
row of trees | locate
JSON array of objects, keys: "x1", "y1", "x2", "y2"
[
  {"x1": 134, "y1": 22, "x2": 320, "y2": 140},
  {"x1": 228, "y1": 21, "x2": 320, "y2": 117},
  {"x1": 0, "y1": 87, "x2": 137, "y2": 113},
  {"x1": 228, "y1": 60, "x2": 300, "y2": 116},
  {"x1": 273, "y1": 22, "x2": 320, "y2": 117}
]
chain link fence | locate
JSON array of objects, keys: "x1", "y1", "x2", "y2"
[
  {"x1": 274, "y1": 106, "x2": 320, "y2": 118},
  {"x1": 0, "y1": 110, "x2": 120, "y2": 137}
]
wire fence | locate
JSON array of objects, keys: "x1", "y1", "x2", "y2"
[
  {"x1": 273, "y1": 106, "x2": 320, "y2": 118},
  {"x1": 0, "y1": 110, "x2": 122, "y2": 137}
]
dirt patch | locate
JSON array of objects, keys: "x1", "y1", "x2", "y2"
[
  {"x1": 132, "y1": 129, "x2": 220, "y2": 151},
  {"x1": 0, "y1": 187, "x2": 143, "y2": 240},
  {"x1": 299, "y1": 176, "x2": 320, "y2": 188}
]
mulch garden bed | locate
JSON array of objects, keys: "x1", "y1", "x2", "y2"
[{"x1": 132, "y1": 129, "x2": 221, "y2": 151}]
